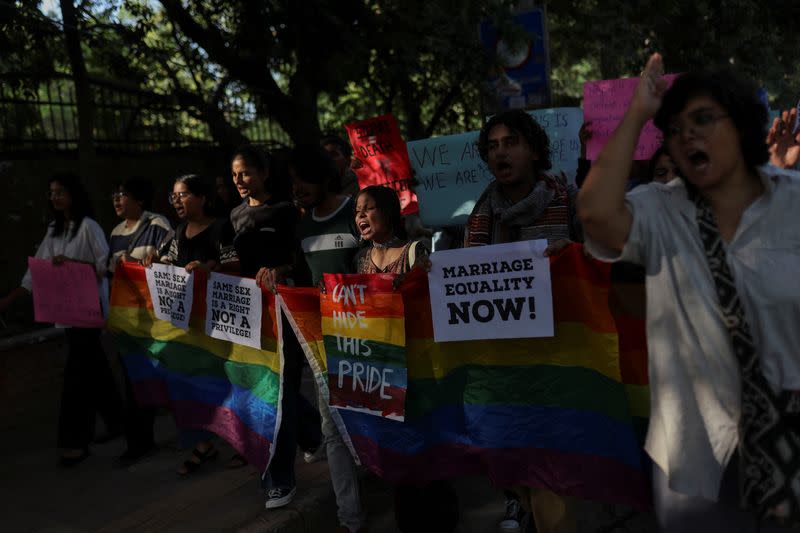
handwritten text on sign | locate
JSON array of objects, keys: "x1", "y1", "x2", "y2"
[
  {"x1": 427, "y1": 240, "x2": 554, "y2": 342},
  {"x1": 205, "y1": 273, "x2": 262, "y2": 350},
  {"x1": 345, "y1": 114, "x2": 419, "y2": 215},
  {"x1": 321, "y1": 273, "x2": 407, "y2": 421},
  {"x1": 409, "y1": 108, "x2": 582, "y2": 227},
  {"x1": 145, "y1": 263, "x2": 194, "y2": 329},
  {"x1": 583, "y1": 74, "x2": 679, "y2": 160},
  {"x1": 28, "y1": 257, "x2": 105, "y2": 327}
]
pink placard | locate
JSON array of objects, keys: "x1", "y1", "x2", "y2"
[
  {"x1": 28, "y1": 257, "x2": 105, "y2": 328},
  {"x1": 583, "y1": 74, "x2": 679, "y2": 161}
]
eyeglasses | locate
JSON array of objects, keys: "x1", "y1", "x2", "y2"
[
  {"x1": 168, "y1": 192, "x2": 192, "y2": 203},
  {"x1": 111, "y1": 192, "x2": 128, "y2": 201},
  {"x1": 46, "y1": 190, "x2": 66, "y2": 199},
  {"x1": 665, "y1": 110, "x2": 730, "y2": 141}
]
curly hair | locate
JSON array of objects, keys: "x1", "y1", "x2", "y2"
[
  {"x1": 654, "y1": 70, "x2": 769, "y2": 171},
  {"x1": 477, "y1": 109, "x2": 552, "y2": 171}
]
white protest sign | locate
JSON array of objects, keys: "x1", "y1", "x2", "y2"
[
  {"x1": 427, "y1": 240, "x2": 554, "y2": 342},
  {"x1": 205, "y1": 272, "x2": 262, "y2": 350},
  {"x1": 145, "y1": 263, "x2": 194, "y2": 329}
]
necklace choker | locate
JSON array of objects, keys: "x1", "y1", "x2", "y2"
[{"x1": 371, "y1": 237, "x2": 400, "y2": 250}]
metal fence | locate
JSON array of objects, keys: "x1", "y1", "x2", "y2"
[{"x1": 0, "y1": 77, "x2": 291, "y2": 152}]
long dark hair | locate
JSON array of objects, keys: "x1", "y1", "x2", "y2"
[
  {"x1": 356, "y1": 185, "x2": 406, "y2": 241},
  {"x1": 49, "y1": 172, "x2": 93, "y2": 240},
  {"x1": 174, "y1": 174, "x2": 214, "y2": 216}
]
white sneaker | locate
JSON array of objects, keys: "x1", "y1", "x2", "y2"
[
  {"x1": 265, "y1": 486, "x2": 296, "y2": 509},
  {"x1": 499, "y1": 497, "x2": 526, "y2": 531},
  {"x1": 303, "y1": 446, "x2": 326, "y2": 464}
]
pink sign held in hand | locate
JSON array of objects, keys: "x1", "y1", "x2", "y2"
[
  {"x1": 583, "y1": 74, "x2": 679, "y2": 161},
  {"x1": 28, "y1": 257, "x2": 105, "y2": 328}
]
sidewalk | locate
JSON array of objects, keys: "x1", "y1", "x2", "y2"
[
  {"x1": 0, "y1": 335, "x2": 656, "y2": 532},
  {"x1": 0, "y1": 334, "x2": 379, "y2": 533}
]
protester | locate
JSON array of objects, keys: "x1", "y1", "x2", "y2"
[
  {"x1": 290, "y1": 144, "x2": 365, "y2": 533},
  {"x1": 227, "y1": 144, "x2": 323, "y2": 508},
  {"x1": 350, "y1": 185, "x2": 458, "y2": 532},
  {"x1": 464, "y1": 109, "x2": 581, "y2": 533},
  {"x1": 109, "y1": 177, "x2": 173, "y2": 272},
  {"x1": 578, "y1": 53, "x2": 800, "y2": 531},
  {"x1": 648, "y1": 146, "x2": 681, "y2": 184},
  {"x1": 321, "y1": 134, "x2": 359, "y2": 197},
  {"x1": 766, "y1": 107, "x2": 800, "y2": 170},
  {"x1": 108, "y1": 176, "x2": 172, "y2": 467},
  {"x1": 353, "y1": 185, "x2": 428, "y2": 275},
  {"x1": 0, "y1": 173, "x2": 123, "y2": 467},
  {"x1": 143, "y1": 173, "x2": 239, "y2": 476}
]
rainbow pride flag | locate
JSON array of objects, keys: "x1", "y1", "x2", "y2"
[
  {"x1": 321, "y1": 273, "x2": 407, "y2": 420},
  {"x1": 108, "y1": 263, "x2": 282, "y2": 473},
  {"x1": 283, "y1": 245, "x2": 650, "y2": 508}
]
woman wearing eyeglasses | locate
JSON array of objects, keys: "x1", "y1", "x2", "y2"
[
  {"x1": 109, "y1": 177, "x2": 172, "y2": 274},
  {"x1": 143, "y1": 173, "x2": 240, "y2": 476},
  {"x1": 107, "y1": 177, "x2": 173, "y2": 467},
  {"x1": 146, "y1": 174, "x2": 240, "y2": 274},
  {"x1": 579, "y1": 54, "x2": 800, "y2": 530},
  {"x1": 0, "y1": 173, "x2": 124, "y2": 467}
]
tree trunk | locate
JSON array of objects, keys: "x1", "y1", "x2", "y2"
[{"x1": 59, "y1": 0, "x2": 95, "y2": 175}]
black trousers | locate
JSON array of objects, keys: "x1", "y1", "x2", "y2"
[
  {"x1": 57, "y1": 328, "x2": 124, "y2": 449},
  {"x1": 122, "y1": 369, "x2": 156, "y2": 451},
  {"x1": 263, "y1": 316, "x2": 321, "y2": 487}
]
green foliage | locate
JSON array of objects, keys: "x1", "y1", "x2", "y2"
[{"x1": 4, "y1": 0, "x2": 800, "y2": 148}]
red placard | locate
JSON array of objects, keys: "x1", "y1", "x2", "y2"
[{"x1": 345, "y1": 114, "x2": 419, "y2": 215}]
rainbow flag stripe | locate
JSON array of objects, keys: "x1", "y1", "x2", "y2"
[
  {"x1": 283, "y1": 246, "x2": 650, "y2": 509},
  {"x1": 108, "y1": 263, "x2": 282, "y2": 472}
]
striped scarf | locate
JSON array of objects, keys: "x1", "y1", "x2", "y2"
[{"x1": 464, "y1": 173, "x2": 579, "y2": 247}]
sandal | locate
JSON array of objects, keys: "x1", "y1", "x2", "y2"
[
  {"x1": 177, "y1": 445, "x2": 219, "y2": 476},
  {"x1": 226, "y1": 453, "x2": 248, "y2": 469}
]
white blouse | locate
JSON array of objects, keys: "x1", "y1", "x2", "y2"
[
  {"x1": 21, "y1": 217, "x2": 110, "y2": 321},
  {"x1": 586, "y1": 166, "x2": 800, "y2": 501}
]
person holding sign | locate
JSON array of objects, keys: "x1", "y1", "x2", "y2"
[
  {"x1": 463, "y1": 109, "x2": 583, "y2": 533},
  {"x1": 352, "y1": 186, "x2": 460, "y2": 533},
  {"x1": 228, "y1": 144, "x2": 323, "y2": 509},
  {"x1": 109, "y1": 177, "x2": 173, "y2": 272},
  {"x1": 0, "y1": 173, "x2": 123, "y2": 467},
  {"x1": 291, "y1": 145, "x2": 366, "y2": 532},
  {"x1": 354, "y1": 185, "x2": 428, "y2": 276},
  {"x1": 579, "y1": 54, "x2": 800, "y2": 530},
  {"x1": 143, "y1": 173, "x2": 240, "y2": 476},
  {"x1": 108, "y1": 176, "x2": 172, "y2": 467},
  {"x1": 465, "y1": 109, "x2": 581, "y2": 252}
]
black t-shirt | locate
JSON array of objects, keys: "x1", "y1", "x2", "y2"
[
  {"x1": 230, "y1": 200, "x2": 299, "y2": 278},
  {"x1": 163, "y1": 218, "x2": 238, "y2": 268}
]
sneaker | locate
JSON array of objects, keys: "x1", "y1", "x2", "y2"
[
  {"x1": 265, "y1": 486, "x2": 296, "y2": 509},
  {"x1": 303, "y1": 445, "x2": 326, "y2": 464},
  {"x1": 499, "y1": 497, "x2": 526, "y2": 531}
]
